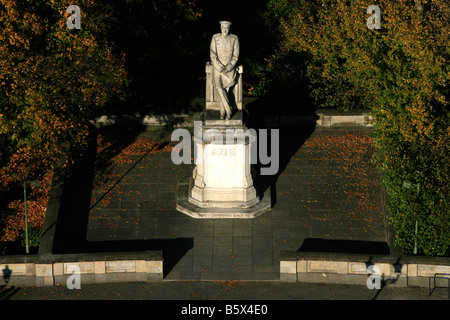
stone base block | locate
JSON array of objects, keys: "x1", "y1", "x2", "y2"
[
  {"x1": 176, "y1": 180, "x2": 272, "y2": 218},
  {"x1": 189, "y1": 177, "x2": 259, "y2": 208},
  {"x1": 203, "y1": 109, "x2": 243, "y2": 126}
]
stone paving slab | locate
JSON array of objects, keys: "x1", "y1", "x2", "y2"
[{"x1": 85, "y1": 126, "x2": 387, "y2": 280}]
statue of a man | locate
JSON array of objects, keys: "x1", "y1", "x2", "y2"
[{"x1": 210, "y1": 21, "x2": 240, "y2": 120}]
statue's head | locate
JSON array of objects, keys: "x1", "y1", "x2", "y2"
[{"x1": 220, "y1": 21, "x2": 231, "y2": 36}]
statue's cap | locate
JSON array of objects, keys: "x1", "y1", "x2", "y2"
[{"x1": 219, "y1": 21, "x2": 232, "y2": 27}]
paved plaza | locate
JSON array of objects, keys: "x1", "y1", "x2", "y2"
[{"x1": 64, "y1": 123, "x2": 390, "y2": 281}]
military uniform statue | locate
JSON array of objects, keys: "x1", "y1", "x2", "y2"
[{"x1": 210, "y1": 21, "x2": 240, "y2": 120}]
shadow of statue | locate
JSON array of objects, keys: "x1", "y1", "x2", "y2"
[{"x1": 244, "y1": 95, "x2": 318, "y2": 205}]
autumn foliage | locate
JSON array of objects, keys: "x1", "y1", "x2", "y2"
[
  {"x1": 0, "y1": 0, "x2": 128, "y2": 245},
  {"x1": 0, "y1": 0, "x2": 128, "y2": 183},
  {"x1": 269, "y1": 0, "x2": 449, "y2": 255},
  {"x1": 91, "y1": 134, "x2": 173, "y2": 212},
  {"x1": 0, "y1": 170, "x2": 52, "y2": 244},
  {"x1": 1, "y1": 0, "x2": 448, "y2": 257},
  {"x1": 0, "y1": 0, "x2": 205, "y2": 250}
]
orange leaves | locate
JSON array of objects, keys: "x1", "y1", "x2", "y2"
[
  {"x1": 303, "y1": 134, "x2": 373, "y2": 151},
  {"x1": 302, "y1": 134, "x2": 374, "y2": 179},
  {"x1": 0, "y1": 170, "x2": 53, "y2": 242},
  {"x1": 96, "y1": 135, "x2": 172, "y2": 172},
  {"x1": 92, "y1": 134, "x2": 172, "y2": 208},
  {"x1": 119, "y1": 138, "x2": 172, "y2": 157},
  {"x1": 301, "y1": 133, "x2": 382, "y2": 227},
  {"x1": 0, "y1": 103, "x2": 72, "y2": 188},
  {"x1": 277, "y1": 0, "x2": 449, "y2": 112},
  {"x1": 0, "y1": 0, "x2": 128, "y2": 191},
  {"x1": 270, "y1": 0, "x2": 449, "y2": 255}
]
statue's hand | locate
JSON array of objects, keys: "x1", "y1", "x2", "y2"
[{"x1": 219, "y1": 64, "x2": 234, "y2": 73}]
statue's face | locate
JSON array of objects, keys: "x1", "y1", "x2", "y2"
[{"x1": 221, "y1": 25, "x2": 230, "y2": 37}]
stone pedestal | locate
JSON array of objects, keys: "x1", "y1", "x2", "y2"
[
  {"x1": 176, "y1": 60, "x2": 271, "y2": 218},
  {"x1": 190, "y1": 111, "x2": 257, "y2": 207},
  {"x1": 176, "y1": 111, "x2": 271, "y2": 218}
]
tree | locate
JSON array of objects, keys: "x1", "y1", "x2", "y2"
[
  {"x1": 0, "y1": 0, "x2": 128, "y2": 245},
  {"x1": 0, "y1": 0, "x2": 128, "y2": 188},
  {"x1": 267, "y1": 0, "x2": 449, "y2": 255}
]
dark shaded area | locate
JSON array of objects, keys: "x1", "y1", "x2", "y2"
[
  {"x1": 244, "y1": 98, "x2": 318, "y2": 205},
  {"x1": 105, "y1": 0, "x2": 206, "y2": 116},
  {"x1": 298, "y1": 238, "x2": 391, "y2": 255},
  {"x1": 52, "y1": 129, "x2": 98, "y2": 254},
  {"x1": 254, "y1": 52, "x2": 316, "y2": 115},
  {"x1": 0, "y1": 241, "x2": 39, "y2": 255},
  {"x1": 81, "y1": 239, "x2": 193, "y2": 277},
  {"x1": 238, "y1": 20, "x2": 317, "y2": 202},
  {"x1": 0, "y1": 186, "x2": 42, "y2": 255},
  {"x1": 50, "y1": 123, "x2": 191, "y2": 277},
  {"x1": 0, "y1": 286, "x2": 20, "y2": 300},
  {"x1": 101, "y1": 0, "x2": 281, "y2": 116},
  {"x1": 91, "y1": 123, "x2": 156, "y2": 189},
  {"x1": 51, "y1": 124, "x2": 141, "y2": 253},
  {"x1": 51, "y1": 120, "x2": 171, "y2": 255}
]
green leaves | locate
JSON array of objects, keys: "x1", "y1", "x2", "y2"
[
  {"x1": 268, "y1": 0, "x2": 449, "y2": 255},
  {"x1": 0, "y1": 0, "x2": 128, "y2": 187}
]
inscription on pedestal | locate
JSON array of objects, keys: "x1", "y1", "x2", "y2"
[{"x1": 204, "y1": 144, "x2": 244, "y2": 189}]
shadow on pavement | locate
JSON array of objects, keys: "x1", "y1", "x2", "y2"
[
  {"x1": 0, "y1": 285, "x2": 20, "y2": 300},
  {"x1": 50, "y1": 123, "x2": 192, "y2": 278},
  {"x1": 245, "y1": 96, "x2": 318, "y2": 206},
  {"x1": 82, "y1": 238, "x2": 194, "y2": 277}
]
